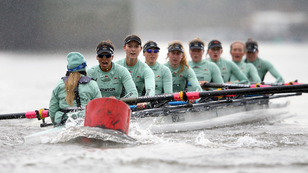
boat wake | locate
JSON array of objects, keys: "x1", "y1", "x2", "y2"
[
  {"x1": 51, "y1": 126, "x2": 136, "y2": 144},
  {"x1": 24, "y1": 126, "x2": 136, "y2": 145}
]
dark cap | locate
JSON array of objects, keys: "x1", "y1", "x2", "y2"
[
  {"x1": 143, "y1": 41, "x2": 160, "y2": 52},
  {"x1": 168, "y1": 43, "x2": 183, "y2": 52},
  {"x1": 246, "y1": 42, "x2": 258, "y2": 53},
  {"x1": 189, "y1": 41, "x2": 204, "y2": 50},
  {"x1": 124, "y1": 35, "x2": 142, "y2": 45},
  {"x1": 208, "y1": 40, "x2": 222, "y2": 49},
  {"x1": 96, "y1": 44, "x2": 114, "y2": 55}
]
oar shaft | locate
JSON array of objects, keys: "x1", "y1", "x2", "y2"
[
  {"x1": 0, "y1": 113, "x2": 26, "y2": 120},
  {"x1": 121, "y1": 94, "x2": 175, "y2": 104},
  {"x1": 203, "y1": 83, "x2": 251, "y2": 89},
  {"x1": 202, "y1": 83, "x2": 273, "y2": 89}
]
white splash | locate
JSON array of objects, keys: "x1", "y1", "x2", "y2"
[{"x1": 194, "y1": 132, "x2": 220, "y2": 148}]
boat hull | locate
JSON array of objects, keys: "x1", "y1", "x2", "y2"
[{"x1": 131, "y1": 95, "x2": 291, "y2": 133}]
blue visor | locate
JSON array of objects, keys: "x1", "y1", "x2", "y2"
[{"x1": 67, "y1": 61, "x2": 87, "y2": 72}]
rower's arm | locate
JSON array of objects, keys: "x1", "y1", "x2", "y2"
[
  {"x1": 121, "y1": 68, "x2": 138, "y2": 98},
  {"x1": 264, "y1": 60, "x2": 285, "y2": 83},
  {"x1": 247, "y1": 63, "x2": 261, "y2": 83},
  {"x1": 49, "y1": 85, "x2": 61, "y2": 125},
  {"x1": 89, "y1": 80, "x2": 103, "y2": 99},
  {"x1": 162, "y1": 66, "x2": 173, "y2": 94},
  {"x1": 143, "y1": 67, "x2": 156, "y2": 96},
  {"x1": 211, "y1": 63, "x2": 224, "y2": 83},
  {"x1": 187, "y1": 68, "x2": 202, "y2": 92},
  {"x1": 231, "y1": 62, "x2": 250, "y2": 84}
]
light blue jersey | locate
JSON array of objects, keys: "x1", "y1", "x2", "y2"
[
  {"x1": 116, "y1": 59, "x2": 155, "y2": 96},
  {"x1": 148, "y1": 62, "x2": 173, "y2": 94},
  {"x1": 246, "y1": 57, "x2": 284, "y2": 83}
]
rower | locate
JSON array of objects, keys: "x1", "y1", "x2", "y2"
[
  {"x1": 245, "y1": 38, "x2": 284, "y2": 83},
  {"x1": 115, "y1": 34, "x2": 155, "y2": 109},
  {"x1": 164, "y1": 40, "x2": 202, "y2": 104},
  {"x1": 206, "y1": 40, "x2": 249, "y2": 84},
  {"x1": 188, "y1": 38, "x2": 223, "y2": 91},
  {"x1": 87, "y1": 40, "x2": 138, "y2": 99},
  {"x1": 230, "y1": 41, "x2": 261, "y2": 83},
  {"x1": 143, "y1": 40, "x2": 173, "y2": 95},
  {"x1": 49, "y1": 52, "x2": 102, "y2": 126}
]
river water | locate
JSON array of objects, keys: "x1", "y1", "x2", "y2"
[{"x1": 1, "y1": 42, "x2": 308, "y2": 173}]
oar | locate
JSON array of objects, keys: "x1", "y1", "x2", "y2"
[
  {"x1": 251, "y1": 80, "x2": 302, "y2": 86},
  {"x1": 120, "y1": 84, "x2": 308, "y2": 104},
  {"x1": 0, "y1": 109, "x2": 49, "y2": 120},
  {"x1": 188, "y1": 82, "x2": 270, "y2": 89},
  {"x1": 202, "y1": 83, "x2": 271, "y2": 89},
  {"x1": 129, "y1": 101, "x2": 197, "y2": 110}
]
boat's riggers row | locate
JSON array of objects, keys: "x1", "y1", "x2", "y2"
[
  {"x1": 120, "y1": 84, "x2": 308, "y2": 104},
  {"x1": 0, "y1": 109, "x2": 49, "y2": 120},
  {"x1": 131, "y1": 92, "x2": 302, "y2": 118}
]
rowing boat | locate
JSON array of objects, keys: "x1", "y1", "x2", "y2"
[
  {"x1": 126, "y1": 83, "x2": 306, "y2": 133},
  {"x1": 130, "y1": 94, "x2": 293, "y2": 133},
  {"x1": 1, "y1": 83, "x2": 307, "y2": 142}
]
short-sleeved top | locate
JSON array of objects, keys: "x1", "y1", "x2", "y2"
[
  {"x1": 231, "y1": 61, "x2": 261, "y2": 83},
  {"x1": 87, "y1": 62, "x2": 138, "y2": 99},
  {"x1": 246, "y1": 57, "x2": 284, "y2": 83},
  {"x1": 164, "y1": 62, "x2": 202, "y2": 93},
  {"x1": 208, "y1": 58, "x2": 249, "y2": 84},
  {"x1": 148, "y1": 62, "x2": 173, "y2": 94},
  {"x1": 116, "y1": 58, "x2": 155, "y2": 96}
]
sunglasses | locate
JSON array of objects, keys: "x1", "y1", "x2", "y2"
[
  {"x1": 146, "y1": 49, "x2": 159, "y2": 53},
  {"x1": 98, "y1": 54, "x2": 113, "y2": 58}
]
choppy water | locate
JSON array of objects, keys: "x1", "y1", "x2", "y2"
[{"x1": 1, "y1": 42, "x2": 308, "y2": 173}]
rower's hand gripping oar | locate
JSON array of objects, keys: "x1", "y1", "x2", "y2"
[
  {"x1": 201, "y1": 80, "x2": 303, "y2": 89},
  {"x1": 251, "y1": 80, "x2": 303, "y2": 86},
  {"x1": 0, "y1": 108, "x2": 52, "y2": 127},
  {"x1": 188, "y1": 82, "x2": 270, "y2": 89},
  {"x1": 121, "y1": 84, "x2": 308, "y2": 104}
]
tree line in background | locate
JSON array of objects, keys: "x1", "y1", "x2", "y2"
[
  {"x1": 0, "y1": 0, "x2": 132, "y2": 51},
  {"x1": 0, "y1": 0, "x2": 307, "y2": 52}
]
